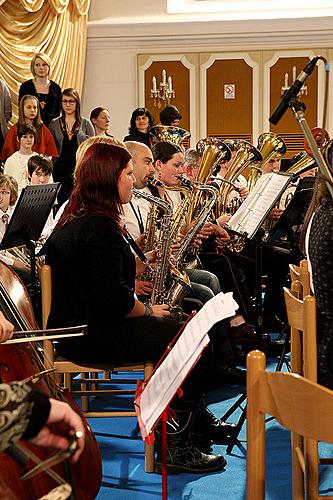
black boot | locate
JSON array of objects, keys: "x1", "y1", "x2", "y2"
[
  {"x1": 192, "y1": 404, "x2": 236, "y2": 444},
  {"x1": 155, "y1": 411, "x2": 227, "y2": 474}
]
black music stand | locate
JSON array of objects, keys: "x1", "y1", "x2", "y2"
[
  {"x1": 221, "y1": 173, "x2": 293, "y2": 452},
  {"x1": 265, "y1": 176, "x2": 315, "y2": 248},
  {"x1": 0, "y1": 183, "x2": 61, "y2": 306}
]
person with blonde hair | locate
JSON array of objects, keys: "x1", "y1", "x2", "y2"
[{"x1": 19, "y1": 52, "x2": 62, "y2": 127}]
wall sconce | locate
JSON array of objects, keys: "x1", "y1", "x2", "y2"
[
  {"x1": 281, "y1": 66, "x2": 308, "y2": 97},
  {"x1": 150, "y1": 69, "x2": 175, "y2": 109}
]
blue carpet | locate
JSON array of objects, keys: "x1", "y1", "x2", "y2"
[{"x1": 78, "y1": 354, "x2": 333, "y2": 499}]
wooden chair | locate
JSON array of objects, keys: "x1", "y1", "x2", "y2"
[
  {"x1": 247, "y1": 350, "x2": 333, "y2": 500},
  {"x1": 40, "y1": 264, "x2": 155, "y2": 472},
  {"x1": 289, "y1": 258, "x2": 311, "y2": 299},
  {"x1": 284, "y1": 284, "x2": 333, "y2": 498}
]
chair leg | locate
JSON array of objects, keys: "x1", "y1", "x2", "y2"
[
  {"x1": 291, "y1": 433, "x2": 305, "y2": 499},
  {"x1": 246, "y1": 352, "x2": 266, "y2": 500},
  {"x1": 144, "y1": 361, "x2": 154, "y2": 472}
]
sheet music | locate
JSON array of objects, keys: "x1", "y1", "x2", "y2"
[
  {"x1": 136, "y1": 292, "x2": 238, "y2": 438},
  {"x1": 227, "y1": 172, "x2": 292, "y2": 240}
]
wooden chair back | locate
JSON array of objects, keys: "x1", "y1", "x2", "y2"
[{"x1": 247, "y1": 350, "x2": 333, "y2": 500}]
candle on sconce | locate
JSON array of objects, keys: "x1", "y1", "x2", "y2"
[
  {"x1": 162, "y1": 69, "x2": 167, "y2": 85},
  {"x1": 292, "y1": 66, "x2": 297, "y2": 83},
  {"x1": 152, "y1": 76, "x2": 157, "y2": 92},
  {"x1": 284, "y1": 73, "x2": 288, "y2": 88},
  {"x1": 168, "y1": 76, "x2": 173, "y2": 92}
]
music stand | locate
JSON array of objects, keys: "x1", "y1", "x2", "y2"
[
  {"x1": 221, "y1": 173, "x2": 292, "y2": 452},
  {"x1": 265, "y1": 176, "x2": 315, "y2": 247},
  {"x1": 0, "y1": 183, "x2": 61, "y2": 305},
  {"x1": 135, "y1": 292, "x2": 238, "y2": 499}
]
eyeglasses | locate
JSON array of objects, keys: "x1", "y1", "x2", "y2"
[
  {"x1": 0, "y1": 190, "x2": 10, "y2": 196},
  {"x1": 62, "y1": 100, "x2": 76, "y2": 105}
]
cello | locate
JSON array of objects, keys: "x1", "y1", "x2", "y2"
[{"x1": 0, "y1": 260, "x2": 102, "y2": 500}]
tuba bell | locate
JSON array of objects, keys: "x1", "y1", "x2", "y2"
[
  {"x1": 150, "y1": 125, "x2": 191, "y2": 145},
  {"x1": 187, "y1": 137, "x2": 231, "y2": 222},
  {"x1": 285, "y1": 150, "x2": 316, "y2": 176},
  {"x1": 217, "y1": 139, "x2": 262, "y2": 215},
  {"x1": 247, "y1": 132, "x2": 286, "y2": 192}
]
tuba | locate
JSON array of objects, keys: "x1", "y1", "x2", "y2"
[
  {"x1": 285, "y1": 150, "x2": 316, "y2": 177},
  {"x1": 149, "y1": 125, "x2": 191, "y2": 145},
  {"x1": 187, "y1": 137, "x2": 231, "y2": 222},
  {"x1": 217, "y1": 140, "x2": 262, "y2": 215},
  {"x1": 247, "y1": 132, "x2": 286, "y2": 192}
]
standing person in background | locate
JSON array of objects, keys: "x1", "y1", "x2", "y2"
[
  {"x1": 49, "y1": 88, "x2": 94, "y2": 206},
  {"x1": 0, "y1": 79, "x2": 12, "y2": 154},
  {"x1": 90, "y1": 107, "x2": 113, "y2": 137},
  {"x1": 123, "y1": 107, "x2": 156, "y2": 149},
  {"x1": 19, "y1": 52, "x2": 61, "y2": 127},
  {"x1": 0, "y1": 95, "x2": 58, "y2": 162},
  {"x1": 159, "y1": 105, "x2": 182, "y2": 127}
]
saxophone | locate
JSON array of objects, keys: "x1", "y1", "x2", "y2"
[
  {"x1": 133, "y1": 182, "x2": 191, "y2": 315},
  {"x1": 132, "y1": 186, "x2": 171, "y2": 283}
]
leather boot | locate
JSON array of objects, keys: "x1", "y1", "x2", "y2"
[
  {"x1": 155, "y1": 411, "x2": 227, "y2": 474},
  {"x1": 192, "y1": 403, "x2": 236, "y2": 444}
]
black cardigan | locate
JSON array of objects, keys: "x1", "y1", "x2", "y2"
[{"x1": 19, "y1": 79, "x2": 62, "y2": 126}]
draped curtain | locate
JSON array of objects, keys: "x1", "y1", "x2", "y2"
[{"x1": 0, "y1": 0, "x2": 90, "y2": 121}]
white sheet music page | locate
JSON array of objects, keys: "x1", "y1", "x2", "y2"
[
  {"x1": 227, "y1": 172, "x2": 291, "y2": 239},
  {"x1": 135, "y1": 292, "x2": 238, "y2": 438}
]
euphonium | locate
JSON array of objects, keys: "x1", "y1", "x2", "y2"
[
  {"x1": 247, "y1": 132, "x2": 286, "y2": 192},
  {"x1": 218, "y1": 140, "x2": 262, "y2": 215},
  {"x1": 187, "y1": 138, "x2": 231, "y2": 222},
  {"x1": 149, "y1": 125, "x2": 191, "y2": 145},
  {"x1": 285, "y1": 151, "x2": 316, "y2": 176}
]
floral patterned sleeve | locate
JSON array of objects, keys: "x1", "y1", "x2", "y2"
[{"x1": 0, "y1": 382, "x2": 50, "y2": 452}]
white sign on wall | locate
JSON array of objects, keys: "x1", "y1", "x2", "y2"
[{"x1": 224, "y1": 83, "x2": 236, "y2": 99}]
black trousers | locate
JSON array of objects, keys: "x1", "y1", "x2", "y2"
[{"x1": 55, "y1": 316, "x2": 226, "y2": 401}]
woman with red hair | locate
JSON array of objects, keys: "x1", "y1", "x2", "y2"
[{"x1": 46, "y1": 141, "x2": 227, "y2": 475}]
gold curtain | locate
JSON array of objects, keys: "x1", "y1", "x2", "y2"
[{"x1": 0, "y1": 0, "x2": 90, "y2": 121}]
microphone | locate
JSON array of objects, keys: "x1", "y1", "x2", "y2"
[{"x1": 269, "y1": 56, "x2": 321, "y2": 125}]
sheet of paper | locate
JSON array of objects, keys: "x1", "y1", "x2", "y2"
[
  {"x1": 135, "y1": 292, "x2": 238, "y2": 438},
  {"x1": 227, "y1": 172, "x2": 291, "y2": 239}
]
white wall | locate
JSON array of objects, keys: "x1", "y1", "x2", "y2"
[{"x1": 82, "y1": 1, "x2": 333, "y2": 140}]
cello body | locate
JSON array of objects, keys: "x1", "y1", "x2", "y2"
[{"x1": 0, "y1": 261, "x2": 102, "y2": 499}]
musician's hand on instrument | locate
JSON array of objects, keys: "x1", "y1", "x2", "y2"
[
  {"x1": 152, "y1": 304, "x2": 171, "y2": 318},
  {"x1": 213, "y1": 224, "x2": 230, "y2": 241},
  {"x1": 239, "y1": 186, "x2": 249, "y2": 198},
  {"x1": 0, "y1": 311, "x2": 14, "y2": 342},
  {"x1": 135, "y1": 279, "x2": 153, "y2": 297},
  {"x1": 135, "y1": 234, "x2": 145, "y2": 250},
  {"x1": 193, "y1": 236, "x2": 203, "y2": 250},
  {"x1": 268, "y1": 207, "x2": 283, "y2": 221},
  {"x1": 217, "y1": 214, "x2": 231, "y2": 227},
  {"x1": 170, "y1": 234, "x2": 182, "y2": 254},
  {"x1": 29, "y1": 398, "x2": 85, "y2": 463},
  {"x1": 13, "y1": 259, "x2": 30, "y2": 271},
  {"x1": 199, "y1": 222, "x2": 214, "y2": 238}
]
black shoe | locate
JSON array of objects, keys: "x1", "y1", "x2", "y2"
[
  {"x1": 155, "y1": 444, "x2": 227, "y2": 474},
  {"x1": 193, "y1": 405, "x2": 237, "y2": 444},
  {"x1": 155, "y1": 410, "x2": 227, "y2": 474},
  {"x1": 230, "y1": 323, "x2": 257, "y2": 344}
]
